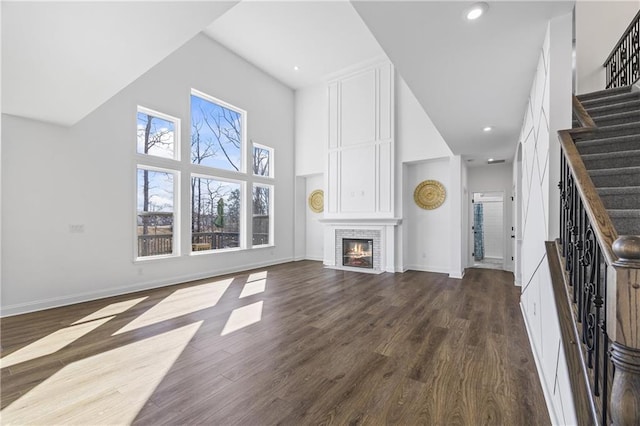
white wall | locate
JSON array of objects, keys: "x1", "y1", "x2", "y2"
[
  {"x1": 294, "y1": 176, "x2": 306, "y2": 261},
  {"x1": 404, "y1": 157, "x2": 450, "y2": 273},
  {"x1": 467, "y1": 164, "x2": 513, "y2": 271},
  {"x1": 448, "y1": 156, "x2": 464, "y2": 279},
  {"x1": 575, "y1": 1, "x2": 640, "y2": 94},
  {"x1": 395, "y1": 74, "x2": 454, "y2": 272},
  {"x1": 295, "y1": 83, "x2": 326, "y2": 177},
  {"x1": 1, "y1": 34, "x2": 295, "y2": 316},
  {"x1": 396, "y1": 75, "x2": 453, "y2": 163},
  {"x1": 305, "y1": 174, "x2": 324, "y2": 261},
  {"x1": 518, "y1": 14, "x2": 576, "y2": 425}
]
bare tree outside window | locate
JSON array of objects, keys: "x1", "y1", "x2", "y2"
[
  {"x1": 252, "y1": 185, "x2": 271, "y2": 246},
  {"x1": 190, "y1": 93, "x2": 242, "y2": 171},
  {"x1": 191, "y1": 177, "x2": 241, "y2": 251},
  {"x1": 253, "y1": 145, "x2": 270, "y2": 177},
  {"x1": 136, "y1": 110, "x2": 178, "y2": 258},
  {"x1": 136, "y1": 169, "x2": 174, "y2": 257}
]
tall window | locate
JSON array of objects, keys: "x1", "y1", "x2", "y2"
[
  {"x1": 252, "y1": 184, "x2": 272, "y2": 246},
  {"x1": 136, "y1": 107, "x2": 180, "y2": 259},
  {"x1": 135, "y1": 91, "x2": 274, "y2": 260},
  {"x1": 190, "y1": 90, "x2": 247, "y2": 252},
  {"x1": 137, "y1": 168, "x2": 177, "y2": 257}
]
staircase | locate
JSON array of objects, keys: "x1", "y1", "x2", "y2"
[{"x1": 572, "y1": 85, "x2": 640, "y2": 236}]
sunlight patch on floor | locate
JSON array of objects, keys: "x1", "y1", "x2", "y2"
[
  {"x1": 0, "y1": 316, "x2": 114, "y2": 369},
  {"x1": 1, "y1": 321, "x2": 202, "y2": 425},
  {"x1": 239, "y1": 279, "x2": 266, "y2": 298},
  {"x1": 72, "y1": 297, "x2": 148, "y2": 325},
  {"x1": 221, "y1": 301, "x2": 263, "y2": 336},
  {"x1": 247, "y1": 271, "x2": 267, "y2": 282},
  {"x1": 114, "y1": 278, "x2": 233, "y2": 335}
]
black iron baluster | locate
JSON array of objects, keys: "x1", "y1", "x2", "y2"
[{"x1": 582, "y1": 221, "x2": 596, "y2": 369}]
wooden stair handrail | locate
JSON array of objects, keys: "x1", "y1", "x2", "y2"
[
  {"x1": 558, "y1": 129, "x2": 618, "y2": 265},
  {"x1": 572, "y1": 95, "x2": 597, "y2": 129},
  {"x1": 558, "y1": 94, "x2": 640, "y2": 425}
]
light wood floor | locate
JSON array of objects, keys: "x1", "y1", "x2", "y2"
[{"x1": 1, "y1": 261, "x2": 550, "y2": 425}]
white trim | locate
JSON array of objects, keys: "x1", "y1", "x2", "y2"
[
  {"x1": 324, "y1": 265, "x2": 384, "y2": 275},
  {"x1": 190, "y1": 88, "x2": 247, "y2": 174},
  {"x1": 136, "y1": 105, "x2": 181, "y2": 161},
  {"x1": 134, "y1": 165, "x2": 180, "y2": 261},
  {"x1": 252, "y1": 182, "x2": 274, "y2": 248},
  {"x1": 520, "y1": 302, "x2": 559, "y2": 426},
  {"x1": 319, "y1": 218, "x2": 402, "y2": 226},
  {"x1": 252, "y1": 141, "x2": 274, "y2": 179},
  {"x1": 405, "y1": 264, "x2": 450, "y2": 275},
  {"x1": 189, "y1": 174, "x2": 245, "y2": 251}
]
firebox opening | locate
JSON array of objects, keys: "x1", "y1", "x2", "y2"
[{"x1": 342, "y1": 238, "x2": 373, "y2": 269}]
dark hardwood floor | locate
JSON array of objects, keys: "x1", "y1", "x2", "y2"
[{"x1": 0, "y1": 261, "x2": 550, "y2": 425}]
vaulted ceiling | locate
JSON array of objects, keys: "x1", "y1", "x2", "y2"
[{"x1": 2, "y1": 1, "x2": 575, "y2": 162}]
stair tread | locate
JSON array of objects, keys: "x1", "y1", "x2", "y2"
[
  {"x1": 582, "y1": 149, "x2": 640, "y2": 160},
  {"x1": 580, "y1": 91, "x2": 640, "y2": 106},
  {"x1": 593, "y1": 110, "x2": 640, "y2": 121},
  {"x1": 589, "y1": 165, "x2": 640, "y2": 175},
  {"x1": 607, "y1": 209, "x2": 640, "y2": 217},
  {"x1": 577, "y1": 85, "x2": 633, "y2": 101},
  {"x1": 598, "y1": 186, "x2": 640, "y2": 194},
  {"x1": 587, "y1": 99, "x2": 640, "y2": 115},
  {"x1": 595, "y1": 121, "x2": 640, "y2": 131},
  {"x1": 575, "y1": 134, "x2": 639, "y2": 146}
]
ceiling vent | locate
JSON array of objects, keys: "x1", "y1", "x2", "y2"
[{"x1": 487, "y1": 159, "x2": 505, "y2": 164}]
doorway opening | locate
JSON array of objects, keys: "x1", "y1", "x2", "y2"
[{"x1": 472, "y1": 192, "x2": 504, "y2": 270}]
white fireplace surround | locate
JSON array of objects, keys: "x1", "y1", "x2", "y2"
[{"x1": 320, "y1": 218, "x2": 401, "y2": 274}]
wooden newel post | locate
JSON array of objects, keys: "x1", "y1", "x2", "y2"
[{"x1": 610, "y1": 236, "x2": 640, "y2": 426}]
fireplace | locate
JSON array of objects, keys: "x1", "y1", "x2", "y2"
[{"x1": 342, "y1": 238, "x2": 373, "y2": 269}]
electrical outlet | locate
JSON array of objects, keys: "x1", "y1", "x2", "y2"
[{"x1": 69, "y1": 224, "x2": 84, "y2": 233}]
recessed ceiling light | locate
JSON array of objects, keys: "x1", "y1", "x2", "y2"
[
  {"x1": 293, "y1": 66, "x2": 300, "y2": 71},
  {"x1": 483, "y1": 126, "x2": 492, "y2": 132},
  {"x1": 465, "y1": 2, "x2": 489, "y2": 20}
]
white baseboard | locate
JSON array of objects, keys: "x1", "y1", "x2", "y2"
[
  {"x1": 304, "y1": 255, "x2": 323, "y2": 262},
  {"x1": 0, "y1": 257, "x2": 294, "y2": 317},
  {"x1": 520, "y1": 302, "x2": 559, "y2": 425},
  {"x1": 405, "y1": 264, "x2": 450, "y2": 274}
]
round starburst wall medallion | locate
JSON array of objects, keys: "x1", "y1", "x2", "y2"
[
  {"x1": 308, "y1": 189, "x2": 324, "y2": 213},
  {"x1": 414, "y1": 180, "x2": 446, "y2": 210}
]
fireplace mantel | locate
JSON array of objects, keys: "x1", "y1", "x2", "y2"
[
  {"x1": 321, "y1": 219, "x2": 400, "y2": 273},
  {"x1": 319, "y1": 218, "x2": 402, "y2": 226}
]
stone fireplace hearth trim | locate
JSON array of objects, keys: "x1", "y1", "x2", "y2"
[
  {"x1": 336, "y1": 230, "x2": 381, "y2": 271},
  {"x1": 320, "y1": 218, "x2": 401, "y2": 274}
]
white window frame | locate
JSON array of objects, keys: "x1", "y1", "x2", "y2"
[
  {"x1": 134, "y1": 164, "x2": 181, "y2": 261},
  {"x1": 190, "y1": 173, "x2": 246, "y2": 254},
  {"x1": 136, "y1": 106, "x2": 181, "y2": 161},
  {"x1": 252, "y1": 142, "x2": 274, "y2": 179},
  {"x1": 251, "y1": 183, "x2": 274, "y2": 248},
  {"x1": 190, "y1": 89, "x2": 247, "y2": 174}
]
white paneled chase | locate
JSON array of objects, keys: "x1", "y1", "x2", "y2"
[
  {"x1": 326, "y1": 62, "x2": 394, "y2": 218},
  {"x1": 517, "y1": 15, "x2": 576, "y2": 426}
]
